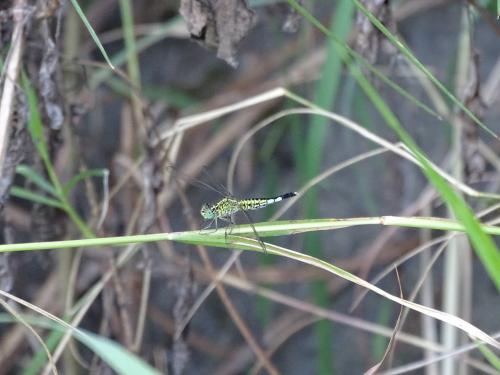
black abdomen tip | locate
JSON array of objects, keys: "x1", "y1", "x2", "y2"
[{"x1": 282, "y1": 192, "x2": 298, "y2": 199}]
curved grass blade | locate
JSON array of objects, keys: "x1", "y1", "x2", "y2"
[
  {"x1": 77, "y1": 330, "x2": 161, "y2": 375},
  {"x1": 284, "y1": 1, "x2": 500, "y2": 290},
  {"x1": 63, "y1": 168, "x2": 108, "y2": 196},
  {"x1": 0, "y1": 311, "x2": 160, "y2": 375},
  {"x1": 284, "y1": 1, "x2": 444, "y2": 122},
  {"x1": 352, "y1": 0, "x2": 497, "y2": 139}
]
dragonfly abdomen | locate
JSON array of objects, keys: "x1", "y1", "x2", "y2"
[
  {"x1": 207, "y1": 192, "x2": 298, "y2": 219},
  {"x1": 239, "y1": 192, "x2": 297, "y2": 211}
]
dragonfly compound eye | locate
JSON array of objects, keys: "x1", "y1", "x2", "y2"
[{"x1": 200, "y1": 204, "x2": 215, "y2": 220}]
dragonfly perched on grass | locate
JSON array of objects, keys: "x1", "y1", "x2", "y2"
[
  {"x1": 200, "y1": 193, "x2": 297, "y2": 230},
  {"x1": 168, "y1": 165, "x2": 297, "y2": 254}
]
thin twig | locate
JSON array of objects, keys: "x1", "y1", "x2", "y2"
[{"x1": 0, "y1": 0, "x2": 26, "y2": 168}]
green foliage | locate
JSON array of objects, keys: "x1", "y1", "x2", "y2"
[
  {"x1": 286, "y1": 0, "x2": 500, "y2": 291},
  {"x1": 68, "y1": 0, "x2": 115, "y2": 69}
]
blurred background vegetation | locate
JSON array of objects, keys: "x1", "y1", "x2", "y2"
[{"x1": 0, "y1": 0, "x2": 499, "y2": 374}]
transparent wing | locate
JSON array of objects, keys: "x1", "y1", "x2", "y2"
[
  {"x1": 166, "y1": 164, "x2": 227, "y2": 197},
  {"x1": 199, "y1": 166, "x2": 233, "y2": 198},
  {"x1": 166, "y1": 163, "x2": 267, "y2": 254}
]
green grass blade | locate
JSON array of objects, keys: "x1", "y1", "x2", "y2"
[
  {"x1": 0, "y1": 222, "x2": 499, "y2": 358},
  {"x1": 208, "y1": 238, "x2": 500, "y2": 350},
  {"x1": 90, "y1": 17, "x2": 182, "y2": 88},
  {"x1": 305, "y1": 0, "x2": 352, "y2": 179},
  {"x1": 22, "y1": 77, "x2": 50, "y2": 166},
  {"x1": 285, "y1": 0, "x2": 500, "y2": 290},
  {"x1": 21, "y1": 329, "x2": 63, "y2": 375},
  {"x1": 9, "y1": 187, "x2": 63, "y2": 209},
  {"x1": 301, "y1": 2, "x2": 354, "y2": 373},
  {"x1": 22, "y1": 75, "x2": 94, "y2": 238},
  {"x1": 68, "y1": 0, "x2": 115, "y2": 69},
  {"x1": 352, "y1": 0, "x2": 497, "y2": 139},
  {"x1": 77, "y1": 330, "x2": 161, "y2": 375},
  {"x1": 1, "y1": 229, "x2": 496, "y2": 350},
  {"x1": 477, "y1": 343, "x2": 500, "y2": 371},
  {"x1": 15, "y1": 165, "x2": 58, "y2": 197},
  {"x1": 21, "y1": 75, "x2": 65, "y2": 196},
  {"x1": 371, "y1": 301, "x2": 392, "y2": 361},
  {"x1": 3, "y1": 216, "x2": 500, "y2": 253},
  {"x1": 0, "y1": 313, "x2": 160, "y2": 375},
  {"x1": 356, "y1": 68, "x2": 500, "y2": 290},
  {"x1": 118, "y1": 0, "x2": 141, "y2": 87},
  {"x1": 285, "y1": 0, "x2": 443, "y2": 122},
  {"x1": 63, "y1": 168, "x2": 107, "y2": 196}
]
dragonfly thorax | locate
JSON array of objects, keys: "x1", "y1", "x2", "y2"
[{"x1": 200, "y1": 203, "x2": 216, "y2": 220}]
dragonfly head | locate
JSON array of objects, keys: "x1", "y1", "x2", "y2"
[{"x1": 200, "y1": 203, "x2": 215, "y2": 220}]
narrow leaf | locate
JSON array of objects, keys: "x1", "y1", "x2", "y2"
[
  {"x1": 10, "y1": 187, "x2": 63, "y2": 209},
  {"x1": 15, "y1": 165, "x2": 58, "y2": 197}
]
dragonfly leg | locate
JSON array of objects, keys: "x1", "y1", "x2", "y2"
[
  {"x1": 221, "y1": 217, "x2": 234, "y2": 233},
  {"x1": 216, "y1": 217, "x2": 233, "y2": 246},
  {"x1": 238, "y1": 208, "x2": 267, "y2": 254},
  {"x1": 201, "y1": 218, "x2": 217, "y2": 233}
]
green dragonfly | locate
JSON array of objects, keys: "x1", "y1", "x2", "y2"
[
  {"x1": 199, "y1": 192, "x2": 297, "y2": 254},
  {"x1": 200, "y1": 192, "x2": 297, "y2": 229},
  {"x1": 168, "y1": 165, "x2": 297, "y2": 253}
]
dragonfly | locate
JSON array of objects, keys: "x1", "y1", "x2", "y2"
[
  {"x1": 199, "y1": 192, "x2": 297, "y2": 254},
  {"x1": 200, "y1": 193, "x2": 297, "y2": 230},
  {"x1": 167, "y1": 165, "x2": 297, "y2": 254}
]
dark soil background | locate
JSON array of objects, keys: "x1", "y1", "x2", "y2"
[{"x1": 0, "y1": 0, "x2": 499, "y2": 374}]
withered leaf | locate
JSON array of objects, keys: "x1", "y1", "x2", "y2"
[{"x1": 179, "y1": 0, "x2": 257, "y2": 67}]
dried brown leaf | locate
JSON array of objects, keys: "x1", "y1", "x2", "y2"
[{"x1": 179, "y1": 0, "x2": 257, "y2": 67}]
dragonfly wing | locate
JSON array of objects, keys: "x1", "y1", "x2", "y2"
[
  {"x1": 166, "y1": 164, "x2": 228, "y2": 197},
  {"x1": 166, "y1": 163, "x2": 270, "y2": 254},
  {"x1": 200, "y1": 166, "x2": 234, "y2": 197}
]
